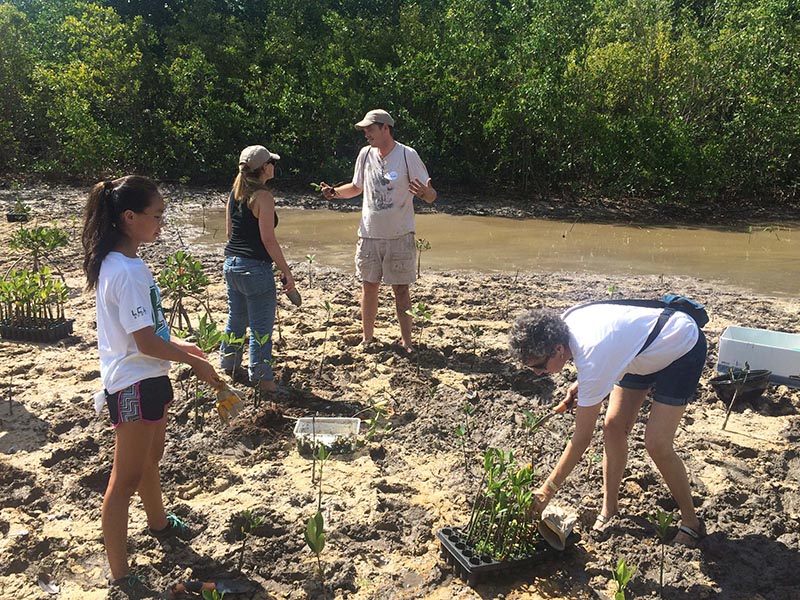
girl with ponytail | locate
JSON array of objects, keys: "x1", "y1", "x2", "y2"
[{"x1": 82, "y1": 175, "x2": 221, "y2": 597}]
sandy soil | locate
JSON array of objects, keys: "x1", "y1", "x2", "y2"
[{"x1": 1, "y1": 185, "x2": 799, "y2": 600}]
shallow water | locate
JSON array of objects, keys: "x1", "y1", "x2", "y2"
[{"x1": 185, "y1": 206, "x2": 799, "y2": 297}]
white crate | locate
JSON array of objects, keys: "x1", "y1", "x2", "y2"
[
  {"x1": 293, "y1": 417, "x2": 361, "y2": 455},
  {"x1": 717, "y1": 326, "x2": 800, "y2": 388}
]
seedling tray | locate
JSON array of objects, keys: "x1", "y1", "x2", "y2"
[
  {"x1": 437, "y1": 526, "x2": 578, "y2": 587},
  {"x1": 293, "y1": 417, "x2": 360, "y2": 455}
]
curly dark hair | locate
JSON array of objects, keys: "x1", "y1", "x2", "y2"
[{"x1": 508, "y1": 309, "x2": 571, "y2": 363}]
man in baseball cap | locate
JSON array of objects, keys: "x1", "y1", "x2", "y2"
[
  {"x1": 320, "y1": 109, "x2": 437, "y2": 354},
  {"x1": 354, "y1": 109, "x2": 395, "y2": 129}
]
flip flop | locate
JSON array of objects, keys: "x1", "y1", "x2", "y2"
[{"x1": 673, "y1": 519, "x2": 706, "y2": 548}]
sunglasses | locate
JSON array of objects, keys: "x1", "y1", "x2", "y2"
[{"x1": 527, "y1": 354, "x2": 551, "y2": 370}]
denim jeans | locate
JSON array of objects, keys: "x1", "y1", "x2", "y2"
[{"x1": 220, "y1": 257, "x2": 276, "y2": 384}]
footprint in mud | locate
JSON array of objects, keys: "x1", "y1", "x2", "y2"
[{"x1": 0, "y1": 463, "x2": 48, "y2": 511}]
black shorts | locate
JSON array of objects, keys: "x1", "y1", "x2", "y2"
[{"x1": 105, "y1": 376, "x2": 174, "y2": 426}]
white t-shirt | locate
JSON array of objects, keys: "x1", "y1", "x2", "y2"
[
  {"x1": 352, "y1": 142, "x2": 430, "y2": 239},
  {"x1": 564, "y1": 304, "x2": 699, "y2": 407},
  {"x1": 96, "y1": 252, "x2": 171, "y2": 394}
]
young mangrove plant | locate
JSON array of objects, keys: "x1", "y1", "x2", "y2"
[
  {"x1": 251, "y1": 331, "x2": 272, "y2": 408},
  {"x1": 190, "y1": 313, "x2": 226, "y2": 430},
  {"x1": 466, "y1": 324, "x2": 484, "y2": 370},
  {"x1": 647, "y1": 509, "x2": 675, "y2": 597},
  {"x1": 722, "y1": 362, "x2": 750, "y2": 431},
  {"x1": 354, "y1": 395, "x2": 394, "y2": 446},
  {"x1": 405, "y1": 301, "x2": 432, "y2": 374},
  {"x1": 612, "y1": 558, "x2": 635, "y2": 600},
  {"x1": 306, "y1": 442, "x2": 330, "y2": 586},
  {"x1": 465, "y1": 448, "x2": 539, "y2": 560},
  {"x1": 201, "y1": 589, "x2": 225, "y2": 600},
  {"x1": 8, "y1": 225, "x2": 69, "y2": 274},
  {"x1": 235, "y1": 509, "x2": 264, "y2": 573},
  {"x1": 156, "y1": 250, "x2": 211, "y2": 333},
  {"x1": 317, "y1": 300, "x2": 333, "y2": 377},
  {"x1": 305, "y1": 253, "x2": 316, "y2": 286},
  {"x1": 415, "y1": 238, "x2": 431, "y2": 278},
  {"x1": 454, "y1": 401, "x2": 476, "y2": 479}
]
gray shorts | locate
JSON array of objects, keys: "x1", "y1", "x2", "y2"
[{"x1": 355, "y1": 233, "x2": 416, "y2": 285}]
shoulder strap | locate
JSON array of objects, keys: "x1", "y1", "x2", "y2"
[{"x1": 564, "y1": 299, "x2": 675, "y2": 355}]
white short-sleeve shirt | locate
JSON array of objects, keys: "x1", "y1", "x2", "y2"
[
  {"x1": 564, "y1": 304, "x2": 699, "y2": 407},
  {"x1": 96, "y1": 252, "x2": 171, "y2": 394},
  {"x1": 352, "y1": 142, "x2": 430, "y2": 239}
]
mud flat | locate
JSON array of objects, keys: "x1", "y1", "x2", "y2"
[{"x1": 1, "y1": 185, "x2": 799, "y2": 599}]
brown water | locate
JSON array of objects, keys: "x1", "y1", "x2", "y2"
[{"x1": 187, "y1": 207, "x2": 799, "y2": 297}]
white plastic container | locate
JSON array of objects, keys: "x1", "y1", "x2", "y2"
[
  {"x1": 717, "y1": 326, "x2": 800, "y2": 388},
  {"x1": 293, "y1": 417, "x2": 361, "y2": 455}
]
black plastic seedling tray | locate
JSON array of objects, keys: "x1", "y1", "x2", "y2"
[{"x1": 437, "y1": 526, "x2": 578, "y2": 587}]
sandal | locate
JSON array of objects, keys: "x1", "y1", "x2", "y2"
[
  {"x1": 673, "y1": 519, "x2": 706, "y2": 548},
  {"x1": 591, "y1": 512, "x2": 619, "y2": 534}
]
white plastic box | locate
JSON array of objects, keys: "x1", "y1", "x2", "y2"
[
  {"x1": 293, "y1": 417, "x2": 361, "y2": 455},
  {"x1": 717, "y1": 326, "x2": 800, "y2": 388}
]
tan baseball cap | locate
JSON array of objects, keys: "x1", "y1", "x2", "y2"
[
  {"x1": 239, "y1": 145, "x2": 280, "y2": 170},
  {"x1": 354, "y1": 109, "x2": 395, "y2": 129}
]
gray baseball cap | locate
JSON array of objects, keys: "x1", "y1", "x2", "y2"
[{"x1": 354, "y1": 109, "x2": 395, "y2": 129}]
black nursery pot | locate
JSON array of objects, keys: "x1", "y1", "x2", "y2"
[
  {"x1": 6, "y1": 212, "x2": 29, "y2": 223},
  {"x1": 436, "y1": 526, "x2": 578, "y2": 587},
  {"x1": 709, "y1": 369, "x2": 772, "y2": 403},
  {"x1": 0, "y1": 319, "x2": 74, "y2": 343}
]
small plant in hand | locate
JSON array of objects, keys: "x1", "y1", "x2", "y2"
[
  {"x1": 465, "y1": 448, "x2": 540, "y2": 560},
  {"x1": 190, "y1": 313, "x2": 225, "y2": 430},
  {"x1": 647, "y1": 508, "x2": 675, "y2": 597},
  {"x1": 612, "y1": 557, "x2": 635, "y2": 600},
  {"x1": 157, "y1": 250, "x2": 211, "y2": 333},
  {"x1": 415, "y1": 238, "x2": 431, "y2": 278}
]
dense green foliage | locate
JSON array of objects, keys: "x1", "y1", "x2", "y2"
[{"x1": 2, "y1": 0, "x2": 797, "y2": 201}]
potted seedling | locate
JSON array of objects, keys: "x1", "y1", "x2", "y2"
[
  {"x1": 0, "y1": 267, "x2": 72, "y2": 342},
  {"x1": 6, "y1": 198, "x2": 31, "y2": 222}
]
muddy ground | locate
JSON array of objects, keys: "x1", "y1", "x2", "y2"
[{"x1": 1, "y1": 184, "x2": 799, "y2": 600}]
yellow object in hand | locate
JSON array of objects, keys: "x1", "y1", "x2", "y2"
[{"x1": 215, "y1": 384, "x2": 244, "y2": 425}]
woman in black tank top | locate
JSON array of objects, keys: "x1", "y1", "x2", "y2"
[{"x1": 219, "y1": 145, "x2": 297, "y2": 395}]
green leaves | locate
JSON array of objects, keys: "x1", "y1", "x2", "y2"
[
  {"x1": 613, "y1": 557, "x2": 635, "y2": 600},
  {"x1": 304, "y1": 510, "x2": 326, "y2": 555}
]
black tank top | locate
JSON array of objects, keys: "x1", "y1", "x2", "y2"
[{"x1": 223, "y1": 190, "x2": 279, "y2": 262}]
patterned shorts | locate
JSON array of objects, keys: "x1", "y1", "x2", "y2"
[{"x1": 105, "y1": 376, "x2": 174, "y2": 426}]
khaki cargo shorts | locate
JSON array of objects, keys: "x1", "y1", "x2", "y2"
[{"x1": 355, "y1": 233, "x2": 416, "y2": 285}]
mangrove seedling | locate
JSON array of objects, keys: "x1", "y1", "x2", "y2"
[
  {"x1": 466, "y1": 324, "x2": 484, "y2": 370},
  {"x1": 235, "y1": 509, "x2": 264, "y2": 573},
  {"x1": 191, "y1": 313, "x2": 226, "y2": 429},
  {"x1": 722, "y1": 362, "x2": 750, "y2": 431},
  {"x1": 306, "y1": 253, "x2": 316, "y2": 286},
  {"x1": 354, "y1": 396, "x2": 393, "y2": 446},
  {"x1": 305, "y1": 510, "x2": 326, "y2": 583},
  {"x1": 405, "y1": 301, "x2": 432, "y2": 374},
  {"x1": 647, "y1": 508, "x2": 675, "y2": 597},
  {"x1": 466, "y1": 448, "x2": 539, "y2": 559},
  {"x1": 202, "y1": 590, "x2": 225, "y2": 600},
  {"x1": 317, "y1": 300, "x2": 333, "y2": 377},
  {"x1": 612, "y1": 558, "x2": 635, "y2": 600},
  {"x1": 156, "y1": 251, "x2": 211, "y2": 333},
  {"x1": 415, "y1": 238, "x2": 431, "y2": 278},
  {"x1": 251, "y1": 331, "x2": 272, "y2": 408},
  {"x1": 8, "y1": 225, "x2": 69, "y2": 273}
]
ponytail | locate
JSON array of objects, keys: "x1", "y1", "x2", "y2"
[
  {"x1": 232, "y1": 164, "x2": 269, "y2": 206},
  {"x1": 81, "y1": 175, "x2": 159, "y2": 291}
]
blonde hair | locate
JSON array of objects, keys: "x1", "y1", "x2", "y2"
[{"x1": 232, "y1": 163, "x2": 269, "y2": 206}]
